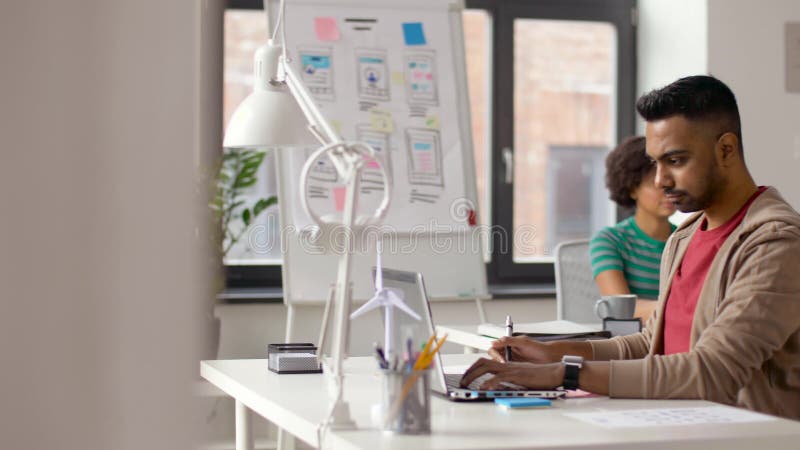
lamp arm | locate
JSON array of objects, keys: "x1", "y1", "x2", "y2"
[{"x1": 281, "y1": 57, "x2": 342, "y2": 147}]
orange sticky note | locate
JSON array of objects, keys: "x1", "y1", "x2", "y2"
[{"x1": 315, "y1": 17, "x2": 340, "y2": 42}]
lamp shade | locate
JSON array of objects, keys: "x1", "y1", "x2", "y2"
[
  {"x1": 223, "y1": 41, "x2": 317, "y2": 149},
  {"x1": 223, "y1": 87, "x2": 313, "y2": 148}
]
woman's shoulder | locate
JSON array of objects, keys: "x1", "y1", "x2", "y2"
[{"x1": 592, "y1": 219, "x2": 632, "y2": 243}]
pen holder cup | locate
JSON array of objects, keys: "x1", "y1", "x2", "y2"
[{"x1": 381, "y1": 369, "x2": 432, "y2": 434}]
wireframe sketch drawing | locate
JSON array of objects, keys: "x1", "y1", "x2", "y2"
[
  {"x1": 355, "y1": 48, "x2": 391, "y2": 102},
  {"x1": 405, "y1": 128, "x2": 444, "y2": 187},
  {"x1": 298, "y1": 46, "x2": 335, "y2": 102},
  {"x1": 356, "y1": 123, "x2": 392, "y2": 188},
  {"x1": 306, "y1": 148, "x2": 339, "y2": 183},
  {"x1": 404, "y1": 50, "x2": 438, "y2": 106}
]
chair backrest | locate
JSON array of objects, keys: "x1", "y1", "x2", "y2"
[{"x1": 554, "y1": 239, "x2": 601, "y2": 325}]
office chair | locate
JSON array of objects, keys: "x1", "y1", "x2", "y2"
[{"x1": 554, "y1": 239, "x2": 602, "y2": 325}]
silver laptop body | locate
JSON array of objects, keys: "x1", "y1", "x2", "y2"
[{"x1": 379, "y1": 268, "x2": 566, "y2": 401}]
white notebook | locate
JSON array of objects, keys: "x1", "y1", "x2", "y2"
[{"x1": 477, "y1": 320, "x2": 601, "y2": 338}]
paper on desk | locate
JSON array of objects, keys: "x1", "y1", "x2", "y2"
[
  {"x1": 477, "y1": 320, "x2": 600, "y2": 338},
  {"x1": 564, "y1": 406, "x2": 775, "y2": 428}
]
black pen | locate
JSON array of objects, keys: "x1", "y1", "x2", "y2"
[
  {"x1": 505, "y1": 315, "x2": 513, "y2": 362},
  {"x1": 374, "y1": 343, "x2": 388, "y2": 369}
]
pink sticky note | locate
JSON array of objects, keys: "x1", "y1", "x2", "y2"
[
  {"x1": 314, "y1": 17, "x2": 340, "y2": 42},
  {"x1": 332, "y1": 186, "x2": 347, "y2": 212}
]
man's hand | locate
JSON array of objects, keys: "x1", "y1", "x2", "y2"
[
  {"x1": 487, "y1": 336, "x2": 559, "y2": 363},
  {"x1": 459, "y1": 357, "x2": 564, "y2": 390}
]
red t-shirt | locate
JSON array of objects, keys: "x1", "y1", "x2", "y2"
[{"x1": 663, "y1": 187, "x2": 767, "y2": 355}]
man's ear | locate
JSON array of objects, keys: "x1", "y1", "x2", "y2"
[{"x1": 717, "y1": 132, "x2": 739, "y2": 166}]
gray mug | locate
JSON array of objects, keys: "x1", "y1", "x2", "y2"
[{"x1": 594, "y1": 294, "x2": 636, "y2": 320}]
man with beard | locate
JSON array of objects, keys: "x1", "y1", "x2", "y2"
[{"x1": 461, "y1": 75, "x2": 800, "y2": 419}]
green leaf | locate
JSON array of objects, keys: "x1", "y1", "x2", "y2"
[
  {"x1": 225, "y1": 200, "x2": 245, "y2": 214},
  {"x1": 242, "y1": 208, "x2": 251, "y2": 226},
  {"x1": 252, "y1": 196, "x2": 277, "y2": 217}
]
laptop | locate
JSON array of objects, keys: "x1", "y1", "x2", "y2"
[{"x1": 379, "y1": 268, "x2": 567, "y2": 401}]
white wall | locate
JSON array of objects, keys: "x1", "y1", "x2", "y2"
[
  {"x1": 0, "y1": 1, "x2": 220, "y2": 449},
  {"x1": 637, "y1": 0, "x2": 708, "y2": 134},
  {"x1": 707, "y1": 0, "x2": 800, "y2": 208}
]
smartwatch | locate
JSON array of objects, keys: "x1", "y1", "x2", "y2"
[{"x1": 561, "y1": 355, "x2": 584, "y2": 390}]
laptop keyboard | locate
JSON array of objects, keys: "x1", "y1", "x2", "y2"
[
  {"x1": 446, "y1": 373, "x2": 527, "y2": 391},
  {"x1": 445, "y1": 373, "x2": 494, "y2": 391}
]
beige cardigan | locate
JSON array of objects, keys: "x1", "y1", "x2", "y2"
[{"x1": 590, "y1": 187, "x2": 800, "y2": 419}]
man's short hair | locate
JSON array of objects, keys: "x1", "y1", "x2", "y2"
[
  {"x1": 605, "y1": 136, "x2": 652, "y2": 208},
  {"x1": 636, "y1": 75, "x2": 742, "y2": 151}
]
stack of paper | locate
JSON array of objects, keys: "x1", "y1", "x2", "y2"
[{"x1": 477, "y1": 320, "x2": 603, "y2": 339}]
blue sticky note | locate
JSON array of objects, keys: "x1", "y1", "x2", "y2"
[
  {"x1": 494, "y1": 397, "x2": 552, "y2": 409},
  {"x1": 402, "y1": 22, "x2": 427, "y2": 46}
]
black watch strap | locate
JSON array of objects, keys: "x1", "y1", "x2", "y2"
[
  {"x1": 561, "y1": 355, "x2": 583, "y2": 390},
  {"x1": 563, "y1": 363, "x2": 580, "y2": 390}
]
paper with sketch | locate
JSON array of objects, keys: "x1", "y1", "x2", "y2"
[
  {"x1": 477, "y1": 320, "x2": 601, "y2": 338},
  {"x1": 564, "y1": 406, "x2": 775, "y2": 428}
]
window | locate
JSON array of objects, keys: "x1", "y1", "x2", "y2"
[
  {"x1": 462, "y1": 8, "x2": 493, "y2": 262},
  {"x1": 484, "y1": 0, "x2": 636, "y2": 285},
  {"x1": 223, "y1": 0, "x2": 636, "y2": 291},
  {"x1": 222, "y1": 5, "x2": 282, "y2": 288}
]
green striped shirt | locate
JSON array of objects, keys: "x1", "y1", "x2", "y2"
[{"x1": 589, "y1": 217, "x2": 676, "y2": 299}]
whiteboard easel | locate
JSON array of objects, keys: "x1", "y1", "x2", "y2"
[{"x1": 269, "y1": 0, "x2": 489, "y2": 343}]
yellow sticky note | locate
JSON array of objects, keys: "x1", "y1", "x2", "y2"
[
  {"x1": 370, "y1": 110, "x2": 394, "y2": 133},
  {"x1": 391, "y1": 71, "x2": 405, "y2": 85},
  {"x1": 425, "y1": 115, "x2": 440, "y2": 130},
  {"x1": 330, "y1": 119, "x2": 342, "y2": 136}
]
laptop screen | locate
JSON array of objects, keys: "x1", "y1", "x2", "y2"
[{"x1": 379, "y1": 268, "x2": 449, "y2": 394}]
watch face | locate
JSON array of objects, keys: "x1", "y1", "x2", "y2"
[{"x1": 562, "y1": 355, "x2": 584, "y2": 365}]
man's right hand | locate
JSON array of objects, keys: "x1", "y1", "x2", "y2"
[{"x1": 488, "y1": 336, "x2": 560, "y2": 363}]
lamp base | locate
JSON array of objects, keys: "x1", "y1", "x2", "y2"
[{"x1": 324, "y1": 399, "x2": 357, "y2": 429}]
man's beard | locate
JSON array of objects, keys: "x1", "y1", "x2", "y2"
[{"x1": 665, "y1": 165, "x2": 723, "y2": 213}]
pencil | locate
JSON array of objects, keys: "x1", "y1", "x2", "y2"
[{"x1": 384, "y1": 334, "x2": 448, "y2": 427}]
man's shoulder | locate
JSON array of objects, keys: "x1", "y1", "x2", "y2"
[{"x1": 743, "y1": 187, "x2": 800, "y2": 234}]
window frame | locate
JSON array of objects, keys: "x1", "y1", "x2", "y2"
[{"x1": 483, "y1": 0, "x2": 637, "y2": 285}]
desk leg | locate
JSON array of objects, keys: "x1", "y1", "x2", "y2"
[
  {"x1": 475, "y1": 297, "x2": 488, "y2": 324},
  {"x1": 277, "y1": 428, "x2": 296, "y2": 450},
  {"x1": 235, "y1": 400, "x2": 254, "y2": 450}
]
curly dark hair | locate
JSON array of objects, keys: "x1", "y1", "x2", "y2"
[{"x1": 605, "y1": 136, "x2": 653, "y2": 208}]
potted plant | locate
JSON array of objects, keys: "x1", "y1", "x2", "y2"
[{"x1": 210, "y1": 148, "x2": 277, "y2": 257}]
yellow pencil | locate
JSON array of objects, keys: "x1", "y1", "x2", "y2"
[{"x1": 419, "y1": 333, "x2": 448, "y2": 368}]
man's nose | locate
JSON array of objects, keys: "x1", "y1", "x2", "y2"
[{"x1": 654, "y1": 164, "x2": 672, "y2": 189}]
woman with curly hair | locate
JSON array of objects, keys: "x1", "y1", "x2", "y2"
[{"x1": 590, "y1": 136, "x2": 676, "y2": 320}]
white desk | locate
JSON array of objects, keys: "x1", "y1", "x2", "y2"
[{"x1": 200, "y1": 354, "x2": 800, "y2": 450}]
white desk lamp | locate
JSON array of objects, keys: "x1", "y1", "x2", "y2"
[{"x1": 223, "y1": 1, "x2": 391, "y2": 429}]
